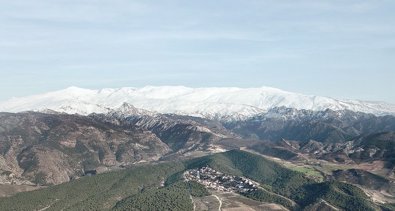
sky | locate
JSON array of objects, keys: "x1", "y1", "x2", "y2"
[{"x1": 0, "y1": 0, "x2": 394, "y2": 103}]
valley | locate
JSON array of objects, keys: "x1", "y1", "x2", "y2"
[{"x1": 0, "y1": 100, "x2": 395, "y2": 210}]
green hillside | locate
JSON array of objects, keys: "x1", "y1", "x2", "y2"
[
  {"x1": 295, "y1": 181, "x2": 377, "y2": 211},
  {"x1": 0, "y1": 162, "x2": 185, "y2": 211},
  {"x1": 185, "y1": 150, "x2": 313, "y2": 198},
  {"x1": 0, "y1": 150, "x2": 381, "y2": 211},
  {"x1": 113, "y1": 181, "x2": 209, "y2": 211}
]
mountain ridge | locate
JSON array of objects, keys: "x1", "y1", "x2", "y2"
[{"x1": 0, "y1": 86, "x2": 394, "y2": 120}]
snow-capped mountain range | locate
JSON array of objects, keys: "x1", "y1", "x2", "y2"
[{"x1": 0, "y1": 86, "x2": 394, "y2": 120}]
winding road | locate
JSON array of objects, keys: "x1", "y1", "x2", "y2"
[
  {"x1": 212, "y1": 195, "x2": 222, "y2": 211},
  {"x1": 190, "y1": 195, "x2": 196, "y2": 211}
]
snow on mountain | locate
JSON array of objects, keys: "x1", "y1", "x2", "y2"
[{"x1": 0, "y1": 86, "x2": 394, "y2": 119}]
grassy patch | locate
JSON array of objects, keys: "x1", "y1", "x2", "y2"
[{"x1": 284, "y1": 165, "x2": 324, "y2": 182}]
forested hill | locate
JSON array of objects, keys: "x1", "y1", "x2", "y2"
[{"x1": 0, "y1": 150, "x2": 383, "y2": 211}]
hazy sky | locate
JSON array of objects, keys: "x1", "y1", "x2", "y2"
[{"x1": 1, "y1": 0, "x2": 394, "y2": 103}]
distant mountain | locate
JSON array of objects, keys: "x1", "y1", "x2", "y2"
[
  {"x1": 225, "y1": 107, "x2": 395, "y2": 142},
  {"x1": 0, "y1": 86, "x2": 394, "y2": 120},
  {"x1": 332, "y1": 169, "x2": 395, "y2": 195},
  {"x1": 248, "y1": 131, "x2": 395, "y2": 168},
  {"x1": 299, "y1": 131, "x2": 395, "y2": 166}
]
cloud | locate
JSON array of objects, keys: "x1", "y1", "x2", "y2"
[{"x1": 0, "y1": 0, "x2": 394, "y2": 103}]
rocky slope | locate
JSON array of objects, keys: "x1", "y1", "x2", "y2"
[
  {"x1": 94, "y1": 103, "x2": 233, "y2": 153},
  {"x1": 249, "y1": 131, "x2": 395, "y2": 170},
  {"x1": 225, "y1": 107, "x2": 395, "y2": 142},
  {"x1": 332, "y1": 169, "x2": 395, "y2": 195},
  {"x1": 1, "y1": 107, "x2": 395, "y2": 187},
  {"x1": 0, "y1": 110, "x2": 236, "y2": 186},
  {"x1": 0, "y1": 112, "x2": 165, "y2": 185}
]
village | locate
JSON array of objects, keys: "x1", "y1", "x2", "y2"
[{"x1": 183, "y1": 166, "x2": 258, "y2": 193}]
